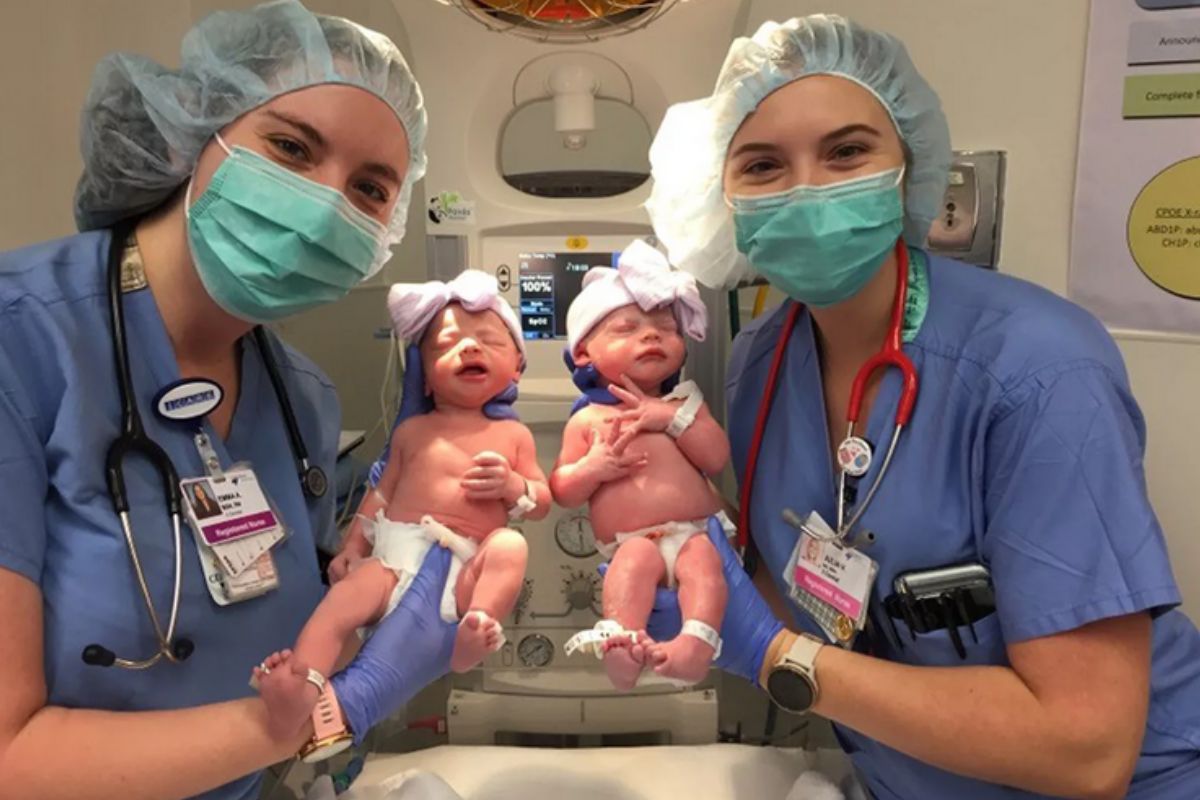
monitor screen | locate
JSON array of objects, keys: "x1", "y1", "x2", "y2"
[{"x1": 518, "y1": 251, "x2": 618, "y2": 340}]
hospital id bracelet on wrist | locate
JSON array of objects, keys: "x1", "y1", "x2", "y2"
[
  {"x1": 662, "y1": 380, "x2": 704, "y2": 439},
  {"x1": 298, "y1": 680, "x2": 353, "y2": 763},
  {"x1": 506, "y1": 477, "x2": 537, "y2": 521}
]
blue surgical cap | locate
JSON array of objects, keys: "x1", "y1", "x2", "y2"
[
  {"x1": 646, "y1": 15, "x2": 952, "y2": 289},
  {"x1": 73, "y1": 0, "x2": 428, "y2": 254}
]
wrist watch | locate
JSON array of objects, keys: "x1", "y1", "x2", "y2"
[
  {"x1": 298, "y1": 682, "x2": 354, "y2": 763},
  {"x1": 765, "y1": 633, "x2": 824, "y2": 714}
]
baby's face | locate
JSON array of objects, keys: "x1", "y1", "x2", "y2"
[
  {"x1": 421, "y1": 304, "x2": 521, "y2": 409},
  {"x1": 576, "y1": 304, "x2": 686, "y2": 392}
]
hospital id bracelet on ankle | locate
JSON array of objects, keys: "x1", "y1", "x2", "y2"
[
  {"x1": 506, "y1": 477, "x2": 537, "y2": 521},
  {"x1": 663, "y1": 380, "x2": 704, "y2": 439},
  {"x1": 680, "y1": 619, "x2": 723, "y2": 659},
  {"x1": 299, "y1": 681, "x2": 353, "y2": 763},
  {"x1": 564, "y1": 619, "x2": 638, "y2": 658}
]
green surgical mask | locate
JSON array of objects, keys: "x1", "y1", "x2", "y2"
[
  {"x1": 731, "y1": 167, "x2": 905, "y2": 307},
  {"x1": 186, "y1": 134, "x2": 388, "y2": 323}
]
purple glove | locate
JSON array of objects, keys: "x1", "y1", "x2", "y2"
[
  {"x1": 599, "y1": 515, "x2": 783, "y2": 684},
  {"x1": 330, "y1": 544, "x2": 456, "y2": 742}
]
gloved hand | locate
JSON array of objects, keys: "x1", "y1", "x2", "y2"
[
  {"x1": 599, "y1": 515, "x2": 784, "y2": 684},
  {"x1": 330, "y1": 544, "x2": 456, "y2": 742}
]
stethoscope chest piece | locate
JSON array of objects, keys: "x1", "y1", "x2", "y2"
[{"x1": 302, "y1": 465, "x2": 328, "y2": 499}]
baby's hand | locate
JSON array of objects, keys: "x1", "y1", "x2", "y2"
[
  {"x1": 328, "y1": 552, "x2": 355, "y2": 584},
  {"x1": 582, "y1": 422, "x2": 649, "y2": 484},
  {"x1": 461, "y1": 451, "x2": 523, "y2": 502},
  {"x1": 609, "y1": 375, "x2": 680, "y2": 449}
]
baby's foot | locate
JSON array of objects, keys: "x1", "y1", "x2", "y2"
[
  {"x1": 649, "y1": 634, "x2": 715, "y2": 685},
  {"x1": 602, "y1": 630, "x2": 653, "y2": 691},
  {"x1": 254, "y1": 650, "x2": 320, "y2": 740},
  {"x1": 451, "y1": 611, "x2": 503, "y2": 672}
]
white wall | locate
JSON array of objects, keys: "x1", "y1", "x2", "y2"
[
  {"x1": 741, "y1": 0, "x2": 1197, "y2": 616},
  {"x1": 0, "y1": 1, "x2": 191, "y2": 247}
]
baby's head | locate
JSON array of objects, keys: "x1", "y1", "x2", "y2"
[
  {"x1": 573, "y1": 304, "x2": 686, "y2": 392},
  {"x1": 566, "y1": 239, "x2": 707, "y2": 395},
  {"x1": 388, "y1": 269, "x2": 526, "y2": 413},
  {"x1": 420, "y1": 303, "x2": 522, "y2": 409}
]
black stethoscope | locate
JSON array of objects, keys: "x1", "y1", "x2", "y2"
[{"x1": 81, "y1": 223, "x2": 328, "y2": 669}]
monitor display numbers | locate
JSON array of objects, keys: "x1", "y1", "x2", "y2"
[{"x1": 518, "y1": 251, "x2": 618, "y2": 340}]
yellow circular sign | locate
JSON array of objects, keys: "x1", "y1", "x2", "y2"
[
  {"x1": 1127, "y1": 156, "x2": 1200, "y2": 299},
  {"x1": 566, "y1": 236, "x2": 589, "y2": 250}
]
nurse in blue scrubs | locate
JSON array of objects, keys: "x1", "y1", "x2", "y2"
[
  {"x1": 0, "y1": 3, "x2": 455, "y2": 798},
  {"x1": 644, "y1": 15, "x2": 1200, "y2": 800}
]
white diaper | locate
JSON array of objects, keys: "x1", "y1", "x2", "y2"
[
  {"x1": 596, "y1": 511, "x2": 735, "y2": 588},
  {"x1": 597, "y1": 520, "x2": 702, "y2": 589},
  {"x1": 361, "y1": 511, "x2": 479, "y2": 624}
]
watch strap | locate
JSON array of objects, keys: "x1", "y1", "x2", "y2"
[{"x1": 298, "y1": 682, "x2": 353, "y2": 763}]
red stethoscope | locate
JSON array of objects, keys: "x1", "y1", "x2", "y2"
[{"x1": 737, "y1": 240, "x2": 919, "y2": 549}]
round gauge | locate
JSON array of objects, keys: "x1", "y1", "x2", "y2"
[
  {"x1": 517, "y1": 633, "x2": 554, "y2": 668},
  {"x1": 554, "y1": 513, "x2": 598, "y2": 558},
  {"x1": 562, "y1": 570, "x2": 600, "y2": 611}
]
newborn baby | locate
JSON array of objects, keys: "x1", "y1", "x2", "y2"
[
  {"x1": 551, "y1": 240, "x2": 731, "y2": 690},
  {"x1": 256, "y1": 270, "x2": 549, "y2": 738}
]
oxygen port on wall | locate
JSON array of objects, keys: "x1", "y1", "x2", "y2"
[{"x1": 925, "y1": 150, "x2": 1006, "y2": 268}]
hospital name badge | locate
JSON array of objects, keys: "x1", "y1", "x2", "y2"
[
  {"x1": 181, "y1": 467, "x2": 284, "y2": 604},
  {"x1": 784, "y1": 511, "x2": 878, "y2": 646}
]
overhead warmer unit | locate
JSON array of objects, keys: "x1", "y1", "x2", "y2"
[{"x1": 431, "y1": 0, "x2": 689, "y2": 43}]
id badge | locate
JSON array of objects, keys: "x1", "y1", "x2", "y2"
[
  {"x1": 783, "y1": 511, "x2": 878, "y2": 647},
  {"x1": 192, "y1": 529, "x2": 280, "y2": 606},
  {"x1": 182, "y1": 465, "x2": 284, "y2": 605}
]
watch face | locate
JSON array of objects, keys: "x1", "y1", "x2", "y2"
[{"x1": 767, "y1": 668, "x2": 815, "y2": 713}]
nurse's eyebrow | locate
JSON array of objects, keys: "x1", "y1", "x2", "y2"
[
  {"x1": 263, "y1": 110, "x2": 327, "y2": 149},
  {"x1": 362, "y1": 161, "x2": 401, "y2": 185},
  {"x1": 727, "y1": 142, "x2": 779, "y2": 159},
  {"x1": 729, "y1": 123, "x2": 883, "y2": 159},
  {"x1": 820, "y1": 123, "x2": 882, "y2": 144}
]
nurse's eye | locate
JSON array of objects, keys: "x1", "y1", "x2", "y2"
[
  {"x1": 741, "y1": 159, "x2": 781, "y2": 176},
  {"x1": 268, "y1": 136, "x2": 311, "y2": 163},
  {"x1": 829, "y1": 142, "x2": 869, "y2": 163},
  {"x1": 355, "y1": 180, "x2": 389, "y2": 205}
]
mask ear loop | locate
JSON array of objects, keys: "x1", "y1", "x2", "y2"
[
  {"x1": 213, "y1": 131, "x2": 234, "y2": 156},
  {"x1": 184, "y1": 132, "x2": 236, "y2": 218},
  {"x1": 184, "y1": 176, "x2": 195, "y2": 218}
]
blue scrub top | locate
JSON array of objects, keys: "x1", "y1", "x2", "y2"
[
  {"x1": 0, "y1": 231, "x2": 337, "y2": 800},
  {"x1": 727, "y1": 252, "x2": 1200, "y2": 799}
]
